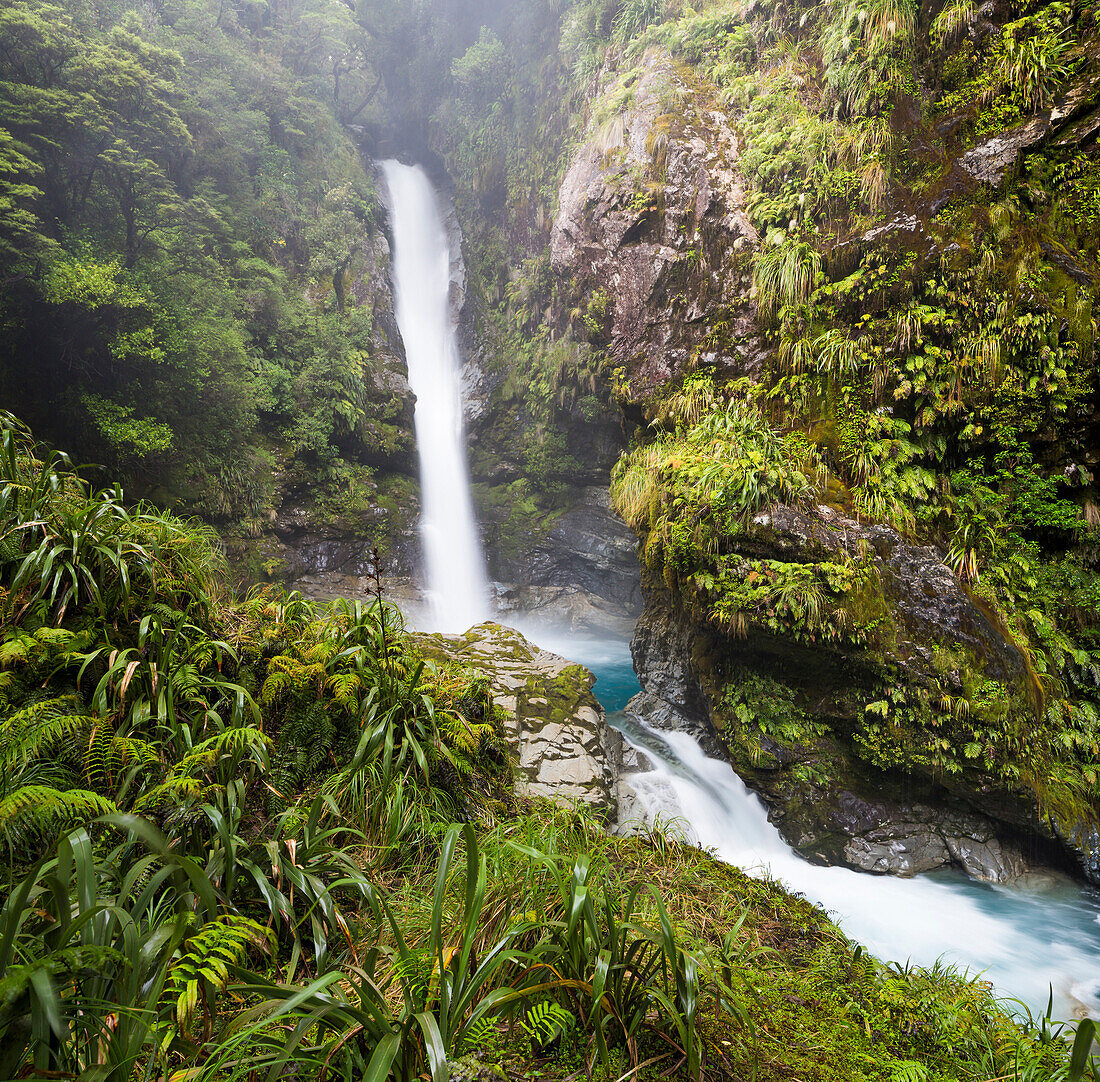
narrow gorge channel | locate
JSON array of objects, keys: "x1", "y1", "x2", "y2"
[
  {"x1": 612, "y1": 707, "x2": 1100, "y2": 1024},
  {"x1": 381, "y1": 161, "x2": 1100, "y2": 1028}
]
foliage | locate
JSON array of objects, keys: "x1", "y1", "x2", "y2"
[
  {"x1": 609, "y1": 386, "x2": 894, "y2": 643},
  {"x1": 0, "y1": 0, "x2": 411, "y2": 527}
]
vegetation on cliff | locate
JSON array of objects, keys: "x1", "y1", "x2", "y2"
[{"x1": 546, "y1": 0, "x2": 1100, "y2": 863}]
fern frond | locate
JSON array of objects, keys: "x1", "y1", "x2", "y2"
[
  {"x1": 167, "y1": 914, "x2": 274, "y2": 1035},
  {"x1": 0, "y1": 785, "x2": 118, "y2": 837},
  {"x1": 0, "y1": 633, "x2": 35, "y2": 669},
  {"x1": 133, "y1": 776, "x2": 211, "y2": 811},
  {"x1": 0, "y1": 698, "x2": 95, "y2": 770},
  {"x1": 188, "y1": 726, "x2": 272, "y2": 761}
]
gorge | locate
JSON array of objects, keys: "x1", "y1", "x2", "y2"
[
  {"x1": 2, "y1": 0, "x2": 1100, "y2": 1078},
  {"x1": 376, "y1": 150, "x2": 1100, "y2": 1027}
]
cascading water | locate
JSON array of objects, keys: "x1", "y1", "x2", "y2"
[
  {"x1": 381, "y1": 161, "x2": 490, "y2": 634},
  {"x1": 379, "y1": 157, "x2": 1100, "y2": 1029},
  {"x1": 611, "y1": 712, "x2": 1100, "y2": 1023}
]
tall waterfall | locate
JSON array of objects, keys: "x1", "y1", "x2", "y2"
[
  {"x1": 614, "y1": 715, "x2": 1100, "y2": 1023},
  {"x1": 381, "y1": 161, "x2": 489, "y2": 634}
]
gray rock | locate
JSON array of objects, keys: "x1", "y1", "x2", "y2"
[
  {"x1": 754, "y1": 503, "x2": 1024, "y2": 681},
  {"x1": 447, "y1": 1056, "x2": 507, "y2": 1082},
  {"x1": 490, "y1": 487, "x2": 643, "y2": 620},
  {"x1": 1055, "y1": 818, "x2": 1100, "y2": 884},
  {"x1": 960, "y1": 115, "x2": 1051, "y2": 185},
  {"x1": 836, "y1": 791, "x2": 1029, "y2": 881},
  {"x1": 550, "y1": 48, "x2": 764, "y2": 397},
  {"x1": 413, "y1": 622, "x2": 618, "y2": 816},
  {"x1": 958, "y1": 74, "x2": 1100, "y2": 186},
  {"x1": 630, "y1": 594, "x2": 710, "y2": 722}
]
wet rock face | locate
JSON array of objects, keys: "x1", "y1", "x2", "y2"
[
  {"x1": 347, "y1": 191, "x2": 419, "y2": 474},
  {"x1": 610, "y1": 733, "x2": 655, "y2": 833},
  {"x1": 489, "y1": 487, "x2": 643, "y2": 630},
  {"x1": 550, "y1": 50, "x2": 765, "y2": 396},
  {"x1": 834, "y1": 792, "x2": 1029, "y2": 882},
  {"x1": 628, "y1": 595, "x2": 720, "y2": 754},
  {"x1": 753, "y1": 504, "x2": 1024, "y2": 682},
  {"x1": 627, "y1": 582, "x2": 1080, "y2": 883},
  {"x1": 414, "y1": 622, "x2": 618, "y2": 816},
  {"x1": 1056, "y1": 819, "x2": 1100, "y2": 884}
]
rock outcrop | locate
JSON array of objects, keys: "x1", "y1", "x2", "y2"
[
  {"x1": 956, "y1": 74, "x2": 1100, "y2": 187},
  {"x1": 628, "y1": 574, "x2": 1089, "y2": 884},
  {"x1": 748, "y1": 503, "x2": 1025, "y2": 682},
  {"x1": 490, "y1": 486, "x2": 643, "y2": 635},
  {"x1": 550, "y1": 49, "x2": 765, "y2": 397},
  {"x1": 414, "y1": 622, "x2": 618, "y2": 815}
]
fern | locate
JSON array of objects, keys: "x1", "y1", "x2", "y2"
[
  {"x1": 133, "y1": 776, "x2": 210, "y2": 811},
  {"x1": 0, "y1": 696, "x2": 88, "y2": 768},
  {"x1": 0, "y1": 633, "x2": 34, "y2": 668},
  {"x1": 187, "y1": 726, "x2": 272, "y2": 762},
  {"x1": 166, "y1": 914, "x2": 273, "y2": 1038},
  {"x1": 890, "y1": 1062, "x2": 931, "y2": 1082},
  {"x1": 0, "y1": 785, "x2": 118, "y2": 840},
  {"x1": 521, "y1": 1000, "x2": 573, "y2": 1050}
]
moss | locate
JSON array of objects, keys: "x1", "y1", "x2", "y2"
[
  {"x1": 440, "y1": 810, "x2": 1071, "y2": 1082},
  {"x1": 473, "y1": 479, "x2": 568, "y2": 563}
]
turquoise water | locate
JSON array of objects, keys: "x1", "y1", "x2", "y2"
[
  {"x1": 581, "y1": 640, "x2": 641, "y2": 712},
  {"x1": 520, "y1": 630, "x2": 641, "y2": 712},
  {"x1": 547, "y1": 636, "x2": 1100, "y2": 1022}
]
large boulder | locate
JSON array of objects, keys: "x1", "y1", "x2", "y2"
[{"x1": 414, "y1": 622, "x2": 618, "y2": 816}]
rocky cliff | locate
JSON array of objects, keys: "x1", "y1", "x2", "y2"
[
  {"x1": 539, "y1": 6, "x2": 1100, "y2": 886},
  {"x1": 551, "y1": 50, "x2": 765, "y2": 399}
]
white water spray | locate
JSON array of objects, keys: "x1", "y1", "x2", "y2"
[
  {"x1": 381, "y1": 161, "x2": 489, "y2": 633},
  {"x1": 615, "y1": 716, "x2": 1100, "y2": 1022}
]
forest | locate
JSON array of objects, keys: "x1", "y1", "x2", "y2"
[{"x1": 2, "y1": 0, "x2": 1100, "y2": 1079}]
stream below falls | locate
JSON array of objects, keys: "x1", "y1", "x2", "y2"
[
  {"x1": 555, "y1": 636, "x2": 1100, "y2": 1025},
  {"x1": 378, "y1": 158, "x2": 1100, "y2": 1030}
]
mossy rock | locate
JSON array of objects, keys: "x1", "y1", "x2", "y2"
[{"x1": 413, "y1": 622, "x2": 617, "y2": 816}]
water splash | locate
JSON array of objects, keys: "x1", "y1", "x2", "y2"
[{"x1": 381, "y1": 161, "x2": 489, "y2": 633}]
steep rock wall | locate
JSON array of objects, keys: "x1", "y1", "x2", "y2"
[
  {"x1": 545, "y1": 30, "x2": 1100, "y2": 883},
  {"x1": 551, "y1": 51, "x2": 765, "y2": 398}
]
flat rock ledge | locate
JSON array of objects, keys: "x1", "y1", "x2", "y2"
[{"x1": 412, "y1": 622, "x2": 617, "y2": 816}]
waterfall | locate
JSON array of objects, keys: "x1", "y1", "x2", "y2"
[
  {"x1": 613, "y1": 714, "x2": 1100, "y2": 1023},
  {"x1": 381, "y1": 161, "x2": 490, "y2": 634}
]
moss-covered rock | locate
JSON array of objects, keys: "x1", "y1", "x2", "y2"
[{"x1": 413, "y1": 622, "x2": 618, "y2": 816}]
